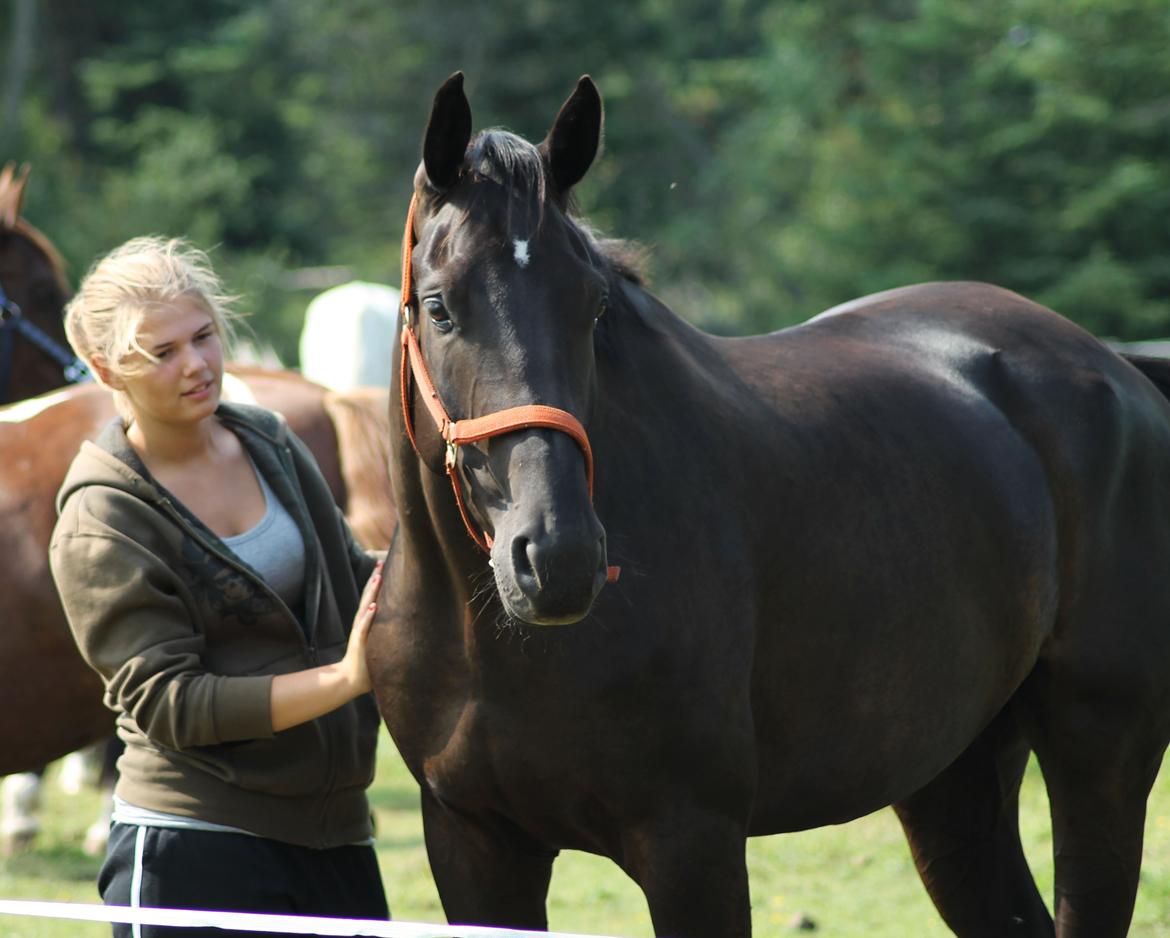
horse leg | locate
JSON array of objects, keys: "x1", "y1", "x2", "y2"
[
  {"x1": 420, "y1": 787, "x2": 556, "y2": 929},
  {"x1": 1022, "y1": 673, "x2": 1166, "y2": 938},
  {"x1": 621, "y1": 807, "x2": 751, "y2": 938},
  {"x1": 0, "y1": 771, "x2": 43, "y2": 856},
  {"x1": 892, "y1": 706, "x2": 1053, "y2": 936}
]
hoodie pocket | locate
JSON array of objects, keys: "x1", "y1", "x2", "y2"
[{"x1": 199, "y1": 721, "x2": 330, "y2": 796}]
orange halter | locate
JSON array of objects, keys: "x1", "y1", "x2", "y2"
[{"x1": 398, "y1": 194, "x2": 619, "y2": 582}]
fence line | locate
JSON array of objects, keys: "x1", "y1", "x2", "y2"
[{"x1": 0, "y1": 899, "x2": 627, "y2": 938}]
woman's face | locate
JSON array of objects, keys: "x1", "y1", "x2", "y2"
[{"x1": 115, "y1": 296, "x2": 224, "y2": 428}]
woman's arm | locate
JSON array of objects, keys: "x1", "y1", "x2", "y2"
[{"x1": 50, "y1": 522, "x2": 273, "y2": 748}]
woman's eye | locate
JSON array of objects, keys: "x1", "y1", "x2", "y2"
[{"x1": 424, "y1": 297, "x2": 454, "y2": 333}]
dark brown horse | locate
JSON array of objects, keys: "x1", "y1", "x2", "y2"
[
  {"x1": 368, "y1": 73, "x2": 1170, "y2": 937},
  {"x1": 0, "y1": 369, "x2": 396, "y2": 777},
  {"x1": 0, "y1": 163, "x2": 83, "y2": 404}
]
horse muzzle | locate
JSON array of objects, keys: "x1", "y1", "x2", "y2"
[{"x1": 491, "y1": 511, "x2": 609, "y2": 626}]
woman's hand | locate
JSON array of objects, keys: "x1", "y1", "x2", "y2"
[
  {"x1": 338, "y1": 560, "x2": 384, "y2": 696},
  {"x1": 269, "y1": 560, "x2": 383, "y2": 733}
]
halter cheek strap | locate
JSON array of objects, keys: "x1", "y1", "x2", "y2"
[{"x1": 398, "y1": 194, "x2": 619, "y2": 582}]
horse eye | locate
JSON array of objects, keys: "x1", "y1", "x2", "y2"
[
  {"x1": 595, "y1": 295, "x2": 609, "y2": 324},
  {"x1": 424, "y1": 297, "x2": 454, "y2": 333}
]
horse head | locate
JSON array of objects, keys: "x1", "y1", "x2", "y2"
[
  {"x1": 0, "y1": 163, "x2": 75, "y2": 403},
  {"x1": 399, "y1": 73, "x2": 613, "y2": 627}
]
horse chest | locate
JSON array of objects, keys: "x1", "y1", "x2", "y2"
[{"x1": 412, "y1": 693, "x2": 590, "y2": 811}]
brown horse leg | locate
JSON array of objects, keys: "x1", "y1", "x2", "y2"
[
  {"x1": 1023, "y1": 687, "x2": 1164, "y2": 938},
  {"x1": 621, "y1": 807, "x2": 751, "y2": 937},
  {"x1": 892, "y1": 707, "x2": 1054, "y2": 937},
  {"x1": 420, "y1": 787, "x2": 556, "y2": 929}
]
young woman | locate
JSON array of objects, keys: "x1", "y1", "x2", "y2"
[{"x1": 49, "y1": 236, "x2": 389, "y2": 936}]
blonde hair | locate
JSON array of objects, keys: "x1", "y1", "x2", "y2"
[{"x1": 64, "y1": 236, "x2": 240, "y2": 387}]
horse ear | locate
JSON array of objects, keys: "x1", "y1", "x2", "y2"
[
  {"x1": 0, "y1": 162, "x2": 30, "y2": 228},
  {"x1": 540, "y1": 76, "x2": 603, "y2": 195},
  {"x1": 423, "y1": 72, "x2": 472, "y2": 191}
]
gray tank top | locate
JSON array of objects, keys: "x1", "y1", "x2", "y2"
[{"x1": 222, "y1": 461, "x2": 305, "y2": 609}]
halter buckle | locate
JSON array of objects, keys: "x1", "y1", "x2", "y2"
[{"x1": 445, "y1": 439, "x2": 458, "y2": 470}]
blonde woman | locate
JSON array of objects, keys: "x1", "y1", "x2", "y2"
[{"x1": 49, "y1": 236, "x2": 389, "y2": 935}]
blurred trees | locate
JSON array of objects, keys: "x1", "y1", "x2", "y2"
[{"x1": 2, "y1": 0, "x2": 1168, "y2": 359}]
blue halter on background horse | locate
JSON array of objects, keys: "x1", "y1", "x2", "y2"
[{"x1": 369, "y1": 73, "x2": 1170, "y2": 938}]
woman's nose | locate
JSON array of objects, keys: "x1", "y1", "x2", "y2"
[{"x1": 179, "y1": 343, "x2": 206, "y2": 373}]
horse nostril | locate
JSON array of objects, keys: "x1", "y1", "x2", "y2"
[{"x1": 511, "y1": 536, "x2": 539, "y2": 588}]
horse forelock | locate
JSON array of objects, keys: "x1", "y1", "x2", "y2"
[{"x1": 465, "y1": 131, "x2": 546, "y2": 205}]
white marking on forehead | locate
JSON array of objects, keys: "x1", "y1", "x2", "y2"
[
  {"x1": 513, "y1": 239, "x2": 530, "y2": 268},
  {"x1": 0, "y1": 388, "x2": 75, "y2": 423}
]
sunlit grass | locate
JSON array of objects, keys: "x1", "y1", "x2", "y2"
[{"x1": 2, "y1": 733, "x2": 1167, "y2": 936}]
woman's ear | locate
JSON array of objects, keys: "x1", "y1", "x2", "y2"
[{"x1": 89, "y1": 355, "x2": 124, "y2": 390}]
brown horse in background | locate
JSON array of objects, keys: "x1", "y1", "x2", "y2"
[{"x1": 369, "y1": 73, "x2": 1170, "y2": 937}]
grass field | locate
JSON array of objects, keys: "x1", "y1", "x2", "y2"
[{"x1": 2, "y1": 730, "x2": 1168, "y2": 937}]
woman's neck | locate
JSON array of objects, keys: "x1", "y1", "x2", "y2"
[{"x1": 126, "y1": 412, "x2": 223, "y2": 470}]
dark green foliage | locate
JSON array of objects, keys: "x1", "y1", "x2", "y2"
[{"x1": 2, "y1": 0, "x2": 1168, "y2": 358}]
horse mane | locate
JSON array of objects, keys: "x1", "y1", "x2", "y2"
[{"x1": 464, "y1": 130, "x2": 649, "y2": 287}]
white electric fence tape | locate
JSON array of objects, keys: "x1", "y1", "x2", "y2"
[{"x1": 0, "y1": 899, "x2": 626, "y2": 938}]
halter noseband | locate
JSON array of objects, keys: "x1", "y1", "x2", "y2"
[{"x1": 398, "y1": 194, "x2": 618, "y2": 582}]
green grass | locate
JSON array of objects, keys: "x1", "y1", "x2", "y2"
[{"x1": 3, "y1": 732, "x2": 1168, "y2": 936}]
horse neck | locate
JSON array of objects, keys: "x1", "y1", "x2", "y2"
[{"x1": 592, "y1": 277, "x2": 723, "y2": 420}]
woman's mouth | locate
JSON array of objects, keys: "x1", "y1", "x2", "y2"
[{"x1": 183, "y1": 380, "x2": 215, "y2": 399}]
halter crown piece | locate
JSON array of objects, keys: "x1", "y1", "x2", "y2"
[{"x1": 398, "y1": 194, "x2": 619, "y2": 582}]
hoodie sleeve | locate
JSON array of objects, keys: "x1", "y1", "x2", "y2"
[{"x1": 50, "y1": 488, "x2": 274, "y2": 750}]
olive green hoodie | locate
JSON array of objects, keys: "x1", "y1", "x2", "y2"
[{"x1": 49, "y1": 402, "x2": 380, "y2": 849}]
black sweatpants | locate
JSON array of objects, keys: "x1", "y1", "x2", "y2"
[{"x1": 99, "y1": 822, "x2": 389, "y2": 938}]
